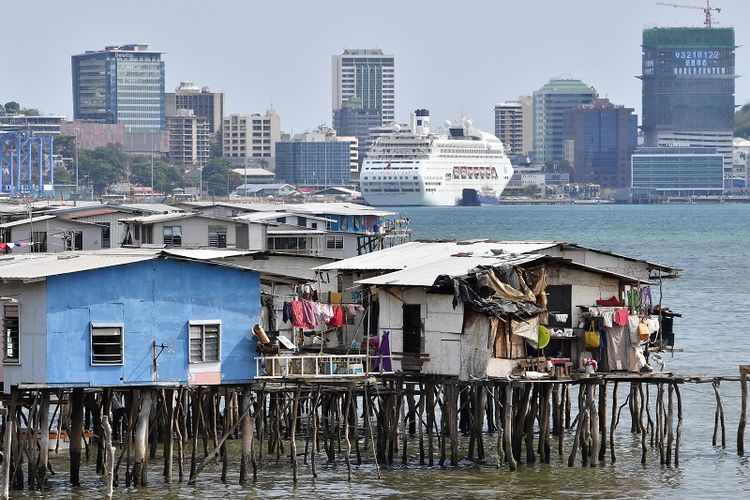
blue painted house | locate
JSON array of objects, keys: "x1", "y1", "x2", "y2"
[{"x1": 0, "y1": 249, "x2": 261, "y2": 392}]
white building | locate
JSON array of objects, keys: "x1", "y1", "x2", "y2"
[
  {"x1": 222, "y1": 110, "x2": 281, "y2": 161},
  {"x1": 494, "y1": 97, "x2": 532, "y2": 156},
  {"x1": 167, "y1": 111, "x2": 210, "y2": 166},
  {"x1": 332, "y1": 49, "x2": 395, "y2": 126}
]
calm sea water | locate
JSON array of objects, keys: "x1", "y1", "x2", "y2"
[{"x1": 23, "y1": 204, "x2": 750, "y2": 498}]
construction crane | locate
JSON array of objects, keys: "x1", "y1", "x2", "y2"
[{"x1": 656, "y1": 1, "x2": 721, "y2": 28}]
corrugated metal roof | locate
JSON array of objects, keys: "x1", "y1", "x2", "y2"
[
  {"x1": 119, "y1": 203, "x2": 183, "y2": 214},
  {"x1": 315, "y1": 240, "x2": 559, "y2": 271},
  {"x1": 0, "y1": 252, "x2": 156, "y2": 280},
  {"x1": 357, "y1": 253, "x2": 545, "y2": 287},
  {"x1": 0, "y1": 215, "x2": 58, "y2": 228},
  {"x1": 119, "y1": 212, "x2": 232, "y2": 224},
  {"x1": 235, "y1": 211, "x2": 334, "y2": 223},
  {"x1": 0, "y1": 249, "x2": 260, "y2": 281}
]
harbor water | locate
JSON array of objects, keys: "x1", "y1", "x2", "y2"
[{"x1": 21, "y1": 204, "x2": 750, "y2": 498}]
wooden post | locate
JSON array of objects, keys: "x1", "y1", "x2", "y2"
[
  {"x1": 290, "y1": 386, "x2": 302, "y2": 483},
  {"x1": 639, "y1": 383, "x2": 647, "y2": 464},
  {"x1": 37, "y1": 391, "x2": 50, "y2": 489},
  {"x1": 418, "y1": 383, "x2": 425, "y2": 465},
  {"x1": 610, "y1": 381, "x2": 618, "y2": 464},
  {"x1": 426, "y1": 383, "x2": 435, "y2": 467},
  {"x1": 598, "y1": 381, "x2": 607, "y2": 464},
  {"x1": 103, "y1": 412, "x2": 115, "y2": 499},
  {"x1": 674, "y1": 382, "x2": 683, "y2": 467},
  {"x1": 164, "y1": 389, "x2": 175, "y2": 483},
  {"x1": 712, "y1": 380, "x2": 726, "y2": 448},
  {"x1": 69, "y1": 387, "x2": 84, "y2": 487},
  {"x1": 131, "y1": 389, "x2": 152, "y2": 487},
  {"x1": 667, "y1": 383, "x2": 675, "y2": 465},
  {"x1": 239, "y1": 387, "x2": 254, "y2": 485},
  {"x1": 310, "y1": 386, "x2": 320, "y2": 479},
  {"x1": 588, "y1": 384, "x2": 599, "y2": 467},
  {"x1": 503, "y1": 383, "x2": 516, "y2": 471},
  {"x1": 494, "y1": 384, "x2": 503, "y2": 468},
  {"x1": 2, "y1": 388, "x2": 18, "y2": 500},
  {"x1": 738, "y1": 365, "x2": 749, "y2": 456},
  {"x1": 343, "y1": 387, "x2": 353, "y2": 481}
]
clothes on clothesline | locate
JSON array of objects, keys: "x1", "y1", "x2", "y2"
[{"x1": 282, "y1": 299, "x2": 360, "y2": 329}]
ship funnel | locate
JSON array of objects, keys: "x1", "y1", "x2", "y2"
[{"x1": 411, "y1": 108, "x2": 430, "y2": 135}]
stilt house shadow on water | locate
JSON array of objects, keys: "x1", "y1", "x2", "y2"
[{"x1": 311, "y1": 239, "x2": 680, "y2": 381}]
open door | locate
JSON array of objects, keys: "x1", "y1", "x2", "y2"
[{"x1": 402, "y1": 304, "x2": 421, "y2": 355}]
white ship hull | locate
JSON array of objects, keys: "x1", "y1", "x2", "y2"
[
  {"x1": 360, "y1": 115, "x2": 514, "y2": 207},
  {"x1": 362, "y1": 171, "x2": 511, "y2": 206}
]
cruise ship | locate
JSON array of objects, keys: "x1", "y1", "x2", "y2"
[{"x1": 360, "y1": 109, "x2": 514, "y2": 206}]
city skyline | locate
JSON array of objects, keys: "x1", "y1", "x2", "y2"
[{"x1": 2, "y1": 0, "x2": 749, "y2": 133}]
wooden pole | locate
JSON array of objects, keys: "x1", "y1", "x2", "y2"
[
  {"x1": 609, "y1": 381, "x2": 618, "y2": 464},
  {"x1": 712, "y1": 380, "x2": 726, "y2": 448},
  {"x1": 37, "y1": 391, "x2": 50, "y2": 489},
  {"x1": 310, "y1": 386, "x2": 320, "y2": 479},
  {"x1": 2, "y1": 388, "x2": 18, "y2": 500},
  {"x1": 738, "y1": 365, "x2": 749, "y2": 455},
  {"x1": 427, "y1": 383, "x2": 435, "y2": 466},
  {"x1": 239, "y1": 387, "x2": 254, "y2": 485},
  {"x1": 343, "y1": 387, "x2": 353, "y2": 481},
  {"x1": 588, "y1": 384, "x2": 599, "y2": 467},
  {"x1": 639, "y1": 383, "x2": 647, "y2": 464},
  {"x1": 667, "y1": 383, "x2": 675, "y2": 465},
  {"x1": 103, "y1": 412, "x2": 115, "y2": 499},
  {"x1": 674, "y1": 382, "x2": 683, "y2": 467},
  {"x1": 131, "y1": 389, "x2": 152, "y2": 487},
  {"x1": 69, "y1": 387, "x2": 84, "y2": 487},
  {"x1": 503, "y1": 383, "x2": 516, "y2": 471}
]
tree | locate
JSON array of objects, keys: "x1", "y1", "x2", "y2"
[
  {"x1": 201, "y1": 158, "x2": 241, "y2": 196},
  {"x1": 4, "y1": 101, "x2": 20, "y2": 114},
  {"x1": 129, "y1": 155, "x2": 184, "y2": 193},
  {"x1": 77, "y1": 144, "x2": 129, "y2": 194},
  {"x1": 735, "y1": 103, "x2": 750, "y2": 139}
]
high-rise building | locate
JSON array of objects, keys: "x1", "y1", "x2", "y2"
[
  {"x1": 165, "y1": 82, "x2": 225, "y2": 135},
  {"x1": 532, "y1": 78, "x2": 597, "y2": 165},
  {"x1": 275, "y1": 126, "x2": 356, "y2": 187},
  {"x1": 332, "y1": 49, "x2": 394, "y2": 128},
  {"x1": 641, "y1": 27, "x2": 736, "y2": 176},
  {"x1": 563, "y1": 98, "x2": 638, "y2": 188},
  {"x1": 333, "y1": 96, "x2": 382, "y2": 168},
  {"x1": 167, "y1": 111, "x2": 210, "y2": 166},
  {"x1": 494, "y1": 96, "x2": 532, "y2": 157},
  {"x1": 71, "y1": 44, "x2": 165, "y2": 132},
  {"x1": 222, "y1": 110, "x2": 281, "y2": 160}
]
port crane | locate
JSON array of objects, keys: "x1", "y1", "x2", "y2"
[{"x1": 656, "y1": 1, "x2": 721, "y2": 27}]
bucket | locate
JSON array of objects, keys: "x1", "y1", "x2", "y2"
[{"x1": 348, "y1": 363, "x2": 364, "y2": 375}]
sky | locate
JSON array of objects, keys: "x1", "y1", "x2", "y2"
[{"x1": 2, "y1": 0, "x2": 748, "y2": 133}]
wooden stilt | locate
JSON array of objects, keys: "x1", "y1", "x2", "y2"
[
  {"x1": 667, "y1": 383, "x2": 674, "y2": 465},
  {"x1": 598, "y1": 381, "x2": 607, "y2": 464},
  {"x1": 427, "y1": 383, "x2": 435, "y2": 466},
  {"x1": 131, "y1": 389, "x2": 152, "y2": 487},
  {"x1": 37, "y1": 391, "x2": 50, "y2": 489},
  {"x1": 712, "y1": 380, "x2": 726, "y2": 448},
  {"x1": 290, "y1": 385, "x2": 301, "y2": 483},
  {"x1": 674, "y1": 382, "x2": 683, "y2": 467},
  {"x1": 589, "y1": 384, "x2": 599, "y2": 467},
  {"x1": 738, "y1": 366, "x2": 749, "y2": 455},
  {"x1": 343, "y1": 387, "x2": 353, "y2": 481},
  {"x1": 610, "y1": 381, "x2": 618, "y2": 464},
  {"x1": 310, "y1": 386, "x2": 320, "y2": 479},
  {"x1": 503, "y1": 383, "x2": 516, "y2": 471},
  {"x1": 69, "y1": 387, "x2": 84, "y2": 487},
  {"x1": 639, "y1": 383, "x2": 647, "y2": 464},
  {"x1": 2, "y1": 388, "x2": 18, "y2": 500}
]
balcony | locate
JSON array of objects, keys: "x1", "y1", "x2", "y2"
[{"x1": 255, "y1": 353, "x2": 391, "y2": 380}]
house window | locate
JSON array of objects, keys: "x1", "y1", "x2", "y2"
[
  {"x1": 100, "y1": 224, "x2": 111, "y2": 249},
  {"x1": 189, "y1": 322, "x2": 220, "y2": 363},
  {"x1": 90, "y1": 324, "x2": 124, "y2": 365},
  {"x1": 65, "y1": 230, "x2": 84, "y2": 251},
  {"x1": 3, "y1": 304, "x2": 19, "y2": 363},
  {"x1": 163, "y1": 226, "x2": 182, "y2": 247},
  {"x1": 208, "y1": 226, "x2": 227, "y2": 248},
  {"x1": 326, "y1": 235, "x2": 344, "y2": 250},
  {"x1": 31, "y1": 231, "x2": 47, "y2": 252}
]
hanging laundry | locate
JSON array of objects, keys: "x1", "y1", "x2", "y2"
[
  {"x1": 596, "y1": 296, "x2": 621, "y2": 307},
  {"x1": 328, "y1": 306, "x2": 344, "y2": 328},
  {"x1": 342, "y1": 304, "x2": 365, "y2": 317},
  {"x1": 301, "y1": 299, "x2": 319, "y2": 328},
  {"x1": 614, "y1": 308, "x2": 628, "y2": 327},
  {"x1": 627, "y1": 315, "x2": 640, "y2": 344},
  {"x1": 291, "y1": 300, "x2": 316, "y2": 329},
  {"x1": 329, "y1": 292, "x2": 343, "y2": 304},
  {"x1": 316, "y1": 303, "x2": 334, "y2": 324},
  {"x1": 282, "y1": 301, "x2": 293, "y2": 324},
  {"x1": 601, "y1": 310, "x2": 614, "y2": 328},
  {"x1": 640, "y1": 286, "x2": 653, "y2": 314}
]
